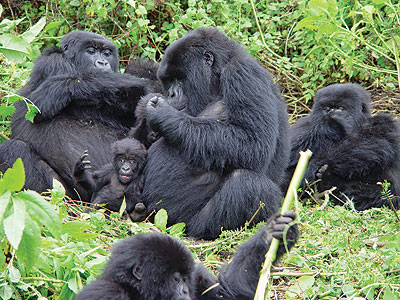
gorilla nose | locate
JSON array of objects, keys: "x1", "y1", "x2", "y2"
[{"x1": 95, "y1": 59, "x2": 111, "y2": 70}]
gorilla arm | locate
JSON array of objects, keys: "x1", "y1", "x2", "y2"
[
  {"x1": 194, "y1": 212, "x2": 298, "y2": 300},
  {"x1": 29, "y1": 72, "x2": 150, "y2": 122},
  {"x1": 317, "y1": 114, "x2": 400, "y2": 180},
  {"x1": 146, "y1": 95, "x2": 279, "y2": 171}
]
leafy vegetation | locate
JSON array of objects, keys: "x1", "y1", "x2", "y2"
[{"x1": 0, "y1": 0, "x2": 400, "y2": 299}]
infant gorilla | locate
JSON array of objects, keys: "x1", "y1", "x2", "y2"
[
  {"x1": 74, "y1": 138, "x2": 147, "y2": 216},
  {"x1": 75, "y1": 211, "x2": 298, "y2": 300}
]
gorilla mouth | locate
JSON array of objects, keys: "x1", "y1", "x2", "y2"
[{"x1": 119, "y1": 174, "x2": 132, "y2": 183}]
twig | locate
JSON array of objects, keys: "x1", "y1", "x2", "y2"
[{"x1": 254, "y1": 149, "x2": 312, "y2": 300}]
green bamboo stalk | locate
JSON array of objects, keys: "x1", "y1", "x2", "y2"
[{"x1": 253, "y1": 149, "x2": 312, "y2": 300}]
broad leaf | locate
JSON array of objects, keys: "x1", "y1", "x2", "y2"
[
  {"x1": 21, "y1": 17, "x2": 46, "y2": 43},
  {"x1": 16, "y1": 216, "x2": 41, "y2": 272},
  {"x1": 154, "y1": 208, "x2": 168, "y2": 231},
  {"x1": 1, "y1": 158, "x2": 25, "y2": 193},
  {"x1": 18, "y1": 190, "x2": 61, "y2": 238},
  {"x1": 3, "y1": 196, "x2": 26, "y2": 249},
  {"x1": 168, "y1": 222, "x2": 186, "y2": 235},
  {"x1": 0, "y1": 191, "x2": 11, "y2": 222}
]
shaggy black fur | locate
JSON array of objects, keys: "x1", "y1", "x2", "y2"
[
  {"x1": 0, "y1": 31, "x2": 153, "y2": 199},
  {"x1": 75, "y1": 211, "x2": 298, "y2": 300},
  {"x1": 288, "y1": 83, "x2": 400, "y2": 210},
  {"x1": 141, "y1": 27, "x2": 290, "y2": 239},
  {"x1": 74, "y1": 138, "x2": 147, "y2": 214}
]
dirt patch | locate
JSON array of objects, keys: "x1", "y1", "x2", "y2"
[{"x1": 370, "y1": 88, "x2": 400, "y2": 116}]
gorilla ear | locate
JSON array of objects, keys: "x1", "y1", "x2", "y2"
[
  {"x1": 132, "y1": 265, "x2": 143, "y2": 281},
  {"x1": 203, "y1": 51, "x2": 214, "y2": 67}
]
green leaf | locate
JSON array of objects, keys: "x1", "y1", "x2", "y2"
[
  {"x1": 1, "y1": 158, "x2": 25, "y2": 193},
  {"x1": 21, "y1": 18, "x2": 46, "y2": 43},
  {"x1": 0, "y1": 284, "x2": 13, "y2": 300},
  {"x1": 61, "y1": 221, "x2": 97, "y2": 240},
  {"x1": 0, "y1": 191, "x2": 11, "y2": 222},
  {"x1": 50, "y1": 178, "x2": 65, "y2": 204},
  {"x1": 8, "y1": 265, "x2": 21, "y2": 283},
  {"x1": 4, "y1": 196, "x2": 26, "y2": 250},
  {"x1": 168, "y1": 222, "x2": 186, "y2": 235},
  {"x1": 383, "y1": 287, "x2": 398, "y2": 300},
  {"x1": 0, "y1": 104, "x2": 15, "y2": 118},
  {"x1": 15, "y1": 216, "x2": 41, "y2": 272},
  {"x1": 67, "y1": 272, "x2": 83, "y2": 294},
  {"x1": 45, "y1": 20, "x2": 64, "y2": 35},
  {"x1": 0, "y1": 34, "x2": 30, "y2": 63},
  {"x1": 24, "y1": 104, "x2": 39, "y2": 123},
  {"x1": 287, "y1": 275, "x2": 315, "y2": 297},
  {"x1": 294, "y1": 16, "x2": 319, "y2": 31},
  {"x1": 18, "y1": 190, "x2": 61, "y2": 239},
  {"x1": 154, "y1": 208, "x2": 168, "y2": 231}
]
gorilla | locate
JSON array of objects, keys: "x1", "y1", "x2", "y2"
[
  {"x1": 0, "y1": 31, "x2": 153, "y2": 200},
  {"x1": 74, "y1": 138, "x2": 147, "y2": 215},
  {"x1": 288, "y1": 83, "x2": 400, "y2": 210},
  {"x1": 141, "y1": 27, "x2": 289, "y2": 240},
  {"x1": 75, "y1": 211, "x2": 298, "y2": 300}
]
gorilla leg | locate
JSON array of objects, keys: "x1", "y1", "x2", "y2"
[
  {"x1": 0, "y1": 139, "x2": 61, "y2": 192},
  {"x1": 187, "y1": 170, "x2": 281, "y2": 239}
]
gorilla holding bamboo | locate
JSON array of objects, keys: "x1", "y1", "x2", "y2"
[
  {"x1": 75, "y1": 211, "x2": 298, "y2": 300},
  {"x1": 0, "y1": 31, "x2": 154, "y2": 200},
  {"x1": 288, "y1": 83, "x2": 400, "y2": 210},
  {"x1": 142, "y1": 28, "x2": 290, "y2": 239}
]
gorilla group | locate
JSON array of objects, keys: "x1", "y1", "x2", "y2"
[
  {"x1": 75, "y1": 211, "x2": 298, "y2": 300},
  {"x1": 0, "y1": 31, "x2": 156, "y2": 201},
  {"x1": 288, "y1": 83, "x2": 400, "y2": 210},
  {"x1": 141, "y1": 27, "x2": 290, "y2": 240}
]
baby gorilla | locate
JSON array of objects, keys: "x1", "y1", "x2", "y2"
[
  {"x1": 74, "y1": 138, "x2": 147, "y2": 215},
  {"x1": 75, "y1": 211, "x2": 298, "y2": 300},
  {"x1": 288, "y1": 83, "x2": 400, "y2": 210}
]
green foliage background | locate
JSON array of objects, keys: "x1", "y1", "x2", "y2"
[{"x1": 0, "y1": 0, "x2": 400, "y2": 299}]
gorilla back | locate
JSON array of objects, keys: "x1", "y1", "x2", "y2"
[
  {"x1": 1, "y1": 31, "x2": 152, "y2": 199},
  {"x1": 143, "y1": 28, "x2": 289, "y2": 239}
]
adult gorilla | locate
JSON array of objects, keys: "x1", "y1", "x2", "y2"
[
  {"x1": 0, "y1": 31, "x2": 152, "y2": 200},
  {"x1": 142, "y1": 28, "x2": 289, "y2": 240}
]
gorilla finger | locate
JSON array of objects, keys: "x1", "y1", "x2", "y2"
[
  {"x1": 275, "y1": 216, "x2": 294, "y2": 225},
  {"x1": 148, "y1": 96, "x2": 159, "y2": 108},
  {"x1": 134, "y1": 202, "x2": 146, "y2": 213},
  {"x1": 281, "y1": 211, "x2": 296, "y2": 220},
  {"x1": 272, "y1": 223, "x2": 288, "y2": 232},
  {"x1": 316, "y1": 164, "x2": 328, "y2": 178}
]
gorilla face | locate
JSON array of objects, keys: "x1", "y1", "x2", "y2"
[
  {"x1": 157, "y1": 30, "x2": 225, "y2": 116},
  {"x1": 61, "y1": 31, "x2": 119, "y2": 73},
  {"x1": 311, "y1": 83, "x2": 371, "y2": 134}
]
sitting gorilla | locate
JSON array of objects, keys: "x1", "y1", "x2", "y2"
[
  {"x1": 288, "y1": 83, "x2": 400, "y2": 210},
  {"x1": 0, "y1": 31, "x2": 153, "y2": 200},
  {"x1": 74, "y1": 138, "x2": 147, "y2": 216},
  {"x1": 142, "y1": 28, "x2": 289, "y2": 239},
  {"x1": 75, "y1": 211, "x2": 298, "y2": 300}
]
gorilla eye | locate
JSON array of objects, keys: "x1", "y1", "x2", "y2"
[
  {"x1": 203, "y1": 51, "x2": 214, "y2": 67},
  {"x1": 119, "y1": 158, "x2": 125, "y2": 163},
  {"x1": 173, "y1": 272, "x2": 181, "y2": 283},
  {"x1": 86, "y1": 47, "x2": 96, "y2": 55},
  {"x1": 103, "y1": 50, "x2": 112, "y2": 57}
]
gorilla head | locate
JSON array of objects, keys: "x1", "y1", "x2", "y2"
[
  {"x1": 157, "y1": 28, "x2": 246, "y2": 115},
  {"x1": 99, "y1": 233, "x2": 194, "y2": 300},
  {"x1": 310, "y1": 83, "x2": 371, "y2": 135},
  {"x1": 61, "y1": 31, "x2": 119, "y2": 73}
]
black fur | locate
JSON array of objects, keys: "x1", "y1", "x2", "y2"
[
  {"x1": 75, "y1": 211, "x2": 298, "y2": 300},
  {"x1": 142, "y1": 27, "x2": 289, "y2": 239},
  {"x1": 74, "y1": 138, "x2": 147, "y2": 214},
  {"x1": 0, "y1": 31, "x2": 154, "y2": 199},
  {"x1": 288, "y1": 83, "x2": 400, "y2": 210}
]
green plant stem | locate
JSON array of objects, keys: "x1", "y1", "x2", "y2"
[{"x1": 253, "y1": 149, "x2": 312, "y2": 300}]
